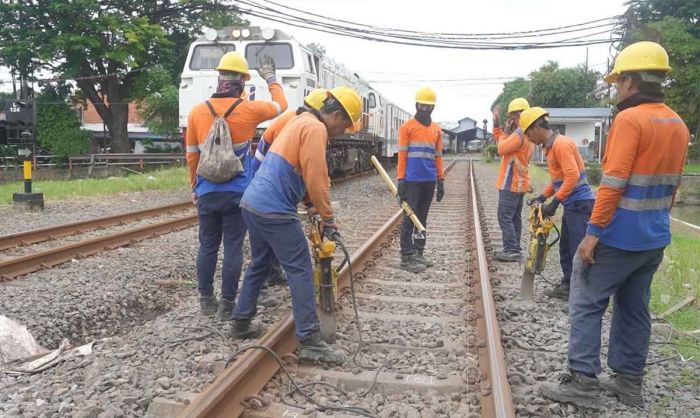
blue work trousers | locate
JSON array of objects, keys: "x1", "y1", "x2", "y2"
[
  {"x1": 497, "y1": 190, "x2": 525, "y2": 254},
  {"x1": 233, "y1": 210, "x2": 319, "y2": 339},
  {"x1": 196, "y1": 192, "x2": 246, "y2": 301},
  {"x1": 400, "y1": 181, "x2": 435, "y2": 255},
  {"x1": 568, "y1": 243, "x2": 664, "y2": 376},
  {"x1": 559, "y1": 199, "x2": 594, "y2": 287}
]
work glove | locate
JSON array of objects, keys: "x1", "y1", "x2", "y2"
[
  {"x1": 397, "y1": 180, "x2": 407, "y2": 204},
  {"x1": 542, "y1": 198, "x2": 561, "y2": 217},
  {"x1": 436, "y1": 180, "x2": 445, "y2": 202},
  {"x1": 256, "y1": 55, "x2": 276, "y2": 84},
  {"x1": 526, "y1": 194, "x2": 546, "y2": 207},
  {"x1": 322, "y1": 218, "x2": 340, "y2": 241}
]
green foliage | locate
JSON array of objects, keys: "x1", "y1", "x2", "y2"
[
  {"x1": 585, "y1": 164, "x2": 602, "y2": 186},
  {"x1": 624, "y1": 1, "x2": 700, "y2": 139},
  {"x1": 483, "y1": 145, "x2": 498, "y2": 163},
  {"x1": 135, "y1": 67, "x2": 180, "y2": 138},
  {"x1": 36, "y1": 87, "x2": 91, "y2": 159},
  {"x1": 491, "y1": 61, "x2": 601, "y2": 121},
  {"x1": 0, "y1": 1, "x2": 245, "y2": 152}
]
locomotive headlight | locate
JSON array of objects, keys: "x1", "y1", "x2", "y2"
[
  {"x1": 204, "y1": 28, "x2": 218, "y2": 41},
  {"x1": 232, "y1": 29, "x2": 241, "y2": 38},
  {"x1": 261, "y1": 27, "x2": 275, "y2": 40},
  {"x1": 241, "y1": 28, "x2": 251, "y2": 38}
]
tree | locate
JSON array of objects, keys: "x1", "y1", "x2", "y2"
[
  {"x1": 491, "y1": 78, "x2": 530, "y2": 123},
  {"x1": 135, "y1": 67, "x2": 179, "y2": 139},
  {"x1": 36, "y1": 86, "x2": 91, "y2": 159},
  {"x1": 623, "y1": 0, "x2": 700, "y2": 139},
  {"x1": 0, "y1": 1, "x2": 245, "y2": 153}
]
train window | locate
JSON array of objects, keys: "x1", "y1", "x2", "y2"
[
  {"x1": 189, "y1": 44, "x2": 236, "y2": 70},
  {"x1": 305, "y1": 53, "x2": 316, "y2": 74},
  {"x1": 246, "y1": 43, "x2": 294, "y2": 70},
  {"x1": 368, "y1": 93, "x2": 377, "y2": 108}
]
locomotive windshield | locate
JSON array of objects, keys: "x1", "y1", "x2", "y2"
[
  {"x1": 245, "y1": 43, "x2": 294, "y2": 70},
  {"x1": 189, "y1": 44, "x2": 236, "y2": 70}
]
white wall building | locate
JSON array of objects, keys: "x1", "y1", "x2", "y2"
[{"x1": 534, "y1": 107, "x2": 612, "y2": 163}]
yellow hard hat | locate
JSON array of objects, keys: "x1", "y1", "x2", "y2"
[
  {"x1": 507, "y1": 97, "x2": 530, "y2": 114},
  {"x1": 519, "y1": 107, "x2": 549, "y2": 132},
  {"x1": 216, "y1": 52, "x2": 251, "y2": 80},
  {"x1": 304, "y1": 89, "x2": 328, "y2": 110},
  {"x1": 415, "y1": 87, "x2": 437, "y2": 105},
  {"x1": 328, "y1": 87, "x2": 363, "y2": 130},
  {"x1": 604, "y1": 41, "x2": 671, "y2": 83}
]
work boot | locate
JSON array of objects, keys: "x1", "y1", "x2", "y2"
[
  {"x1": 495, "y1": 251, "x2": 520, "y2": 262},
  {"x1": 415, "y1": 249, "x2": 434, "y2": 268},
  {"x1": 600, "y1": 372, "x2": 644, "y2": 408},
  {"x1": 230, "y1": 319, "x2": 263, "y2": 340},
  {"x1": 547, "y1": 283, "x2": 570, "y2": 300},
  {"x1": 199, "y1": 295, "x2": 218, "y2": 317},
  {"x1": 540, "y1": 372, "x2": 602, "y2": 409},
  {"x1": 216, "y1": 299, "x2": 235, "y2": 321},
  {"x1": 298, "y1": 332, "x2": 346, "y2": 364},
  {"x1": 400, "y1": 254, "x2": 426, "y2": 273}
]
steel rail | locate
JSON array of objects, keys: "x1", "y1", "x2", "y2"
[
  {"x1": 0, "y1": 201, "x2": 193, "y2": 251},
  {"x1": 0, "y1": 215, "x2": 198, "y2": 281},
  {"x1": 469, "y1": 158, "x2": 515, "y2": 418},
  {"x1": 180, "y1": 159, "x2": 457, "y2": 418}
]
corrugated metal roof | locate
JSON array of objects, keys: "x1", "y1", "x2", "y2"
[{"x1": 547, "y1": 108, "x2": 611, "y2": 118}]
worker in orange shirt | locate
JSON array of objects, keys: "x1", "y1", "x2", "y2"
[
  {"x1": 397, "y1": 87, "x2": 445, "y2": 273},
  {"x1": 492, "y1": 98, "x2": 535, "y2": 262},
  {"x1": 185, "y1": 52, "x2": 287, "y2": 321},
  {"x1": 540, "y1": 42, "x2": 689, "y2": 410},
  {"x1": 231, "y1": 87, "x2": 362, "y2": 364},
  {"x1": 520, "y1": 107, "x2": 595, "y2": 300},
  {"x1": 252, "y1": 88, "x2": 329, "y2": 287}
]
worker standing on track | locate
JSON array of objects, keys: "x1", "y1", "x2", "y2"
[
  {"x1": 520, "y1": 107, "x2": 595, "y2": 301},
  {"x1": 231, "y1": 87, "x2": 362, "y2": 364},
  {"x1": 185, "y1": 52, "x2": 287, "y2": 321},
  {"x1": 252, "y1": 88, "x2": 329, "y2": 287},
  {"x1": 397, "y1": 87, "x2": 445, "y2": 273},
  {"x1": 540, "y1": 42, "x2": 689, "y2": 409},
  {"x1": 492, "y1": 98, "x2": 535, "y2": 262}
]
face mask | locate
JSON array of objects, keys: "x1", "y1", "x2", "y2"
[
  {"x1": 415, "y1": 109, "x2": 432, "y2": 126},
  {"x1": 216, "y1": 78, "x2": 244, "y2": 97}
]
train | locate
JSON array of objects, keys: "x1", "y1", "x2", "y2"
[{"x1": 178, "y1": 26, "x2": 412, "y2": 176}]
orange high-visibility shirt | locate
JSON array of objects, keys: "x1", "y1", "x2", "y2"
[
  {"x1": 397, "y1": 119, "x2": 444, "y2": 182},
  {"x1": 494, "y1": 126, "x2": 534, "y2": 193}
]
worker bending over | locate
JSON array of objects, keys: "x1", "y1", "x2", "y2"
[
  {"x1": 492, "y1": 98, "x2": 535, "y2": 262},
  {"x1": 521, "y1": 107, "x2": 595, "y2": 300},
  {"x1": 251, "y1": 88, "x2": 329, "y2": 287},
  {"x1": 397, "y1": 87, "x2": 445, "y2": 273},
  {"x1": 540, "y1": 41, "x2": 689, "y2": 409},
  {"x1": 185, "y1": 52, "x2": 286, "y2": 321},
  {"x1": 231, "y1": 87, "x2": 362, "y2": 364}
]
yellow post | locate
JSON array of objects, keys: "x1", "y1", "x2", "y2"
[
  {"x1": 370, "y1": 156, "x2": 426, "y2": 237},
  {"x1": 23, "y1": 160, "x2": 32, "y2": 193}
]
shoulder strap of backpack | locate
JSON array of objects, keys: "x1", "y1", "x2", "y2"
[
  {"x1": 204, "y1": 100, "x2": 219, "y2": 118},
  {"x1": 224, "y1": 99, "x2": 243, "y2": 118}
]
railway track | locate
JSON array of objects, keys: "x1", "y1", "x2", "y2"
[{"x1": 180, "y1": 158, "x2": 514, "y2": 418}]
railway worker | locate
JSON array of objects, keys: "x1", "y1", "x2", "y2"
[
  {"x1": 230, "y1": 87, "x2": 362, "y2": 364},
  {"x1": 492, "y1": 98, "x2": 535, "y2": 262},
  {"x1": 185, "y1": 51, "x2": 287, "y2": 321},
  {"x1": 540, "y1": 42, "x2": 689, "y2": 409},
  {"x1": 520, "y1": 107, "x2": 595, "y2": 301},
  {"x1": 397, "y1": 87, "x2": 445, "y2": 273},
  {"x1": 251, "y1": 88, "x2": 329, "y2": 287}
]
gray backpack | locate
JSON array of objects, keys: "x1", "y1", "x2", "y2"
[{"x1": 196, "y1": 99, "x2": 246, "y2": 183}]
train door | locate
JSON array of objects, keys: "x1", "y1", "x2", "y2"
[{"x1": 301, "y1": 50, "x2": 319, "y2": 103}]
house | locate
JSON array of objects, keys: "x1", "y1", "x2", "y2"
[
  {"x1": 533, "y1": 107, "x2": 612, "y2": 163},
  {"x1": 441, "y1": 117, "x2": 489, "y2": 153}
]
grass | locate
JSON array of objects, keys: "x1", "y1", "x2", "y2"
[
  {"x1": 684, "y1": 163, "x2": 700, "y2": 174},
  {"x1": 0, "y1": 167, "x2": 189, "y2": 204}
]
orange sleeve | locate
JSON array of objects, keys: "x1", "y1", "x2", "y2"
[
  {"x1": 543, "y1": 183, "x2": 554, "y2": 198},
  {"x1": 185, "y1": 110, "x2": 200, "y2": 189},
  {"x1": 248, "y1": 82, "x2": 288, "y2": 123},
  {"x1": 299, "y1": 123, "x2": 333, "y2": 220},
  {"x1": 261, "y1": 111, "x2": 292, "y2": 144},
  {"x1": 397, "y1": 122, "x2": 409, "y2": 180},
  {"x1": 553, "y1": 142, "x2": 583, "y2": 202},
  {"x1": 493, "y1": 126, "x2": 507, "y2": 141},
  {"x1": 589, "y1": 115, "x2": 640, "y2": 231},
  {"x1": 497, "y1": 129, "x2": 525, "y2": 156},
  {"x1": 435, "y1": 127, "x2": 444, "y2": 180}
]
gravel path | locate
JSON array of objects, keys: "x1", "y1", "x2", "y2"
[
  {"x1": 474, "y1": 161, "x2": 700, "y2": 418},
  {"x1": 0, "y1": 170, "x2": 400, "y2": 418}
]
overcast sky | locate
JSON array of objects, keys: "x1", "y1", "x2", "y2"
[
  {"x1": 1, "y1": 0, "x2": 629, "y2": 129},
  {"x1": 244, "y1": 0, "x2": 628, "y2": 127}
]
